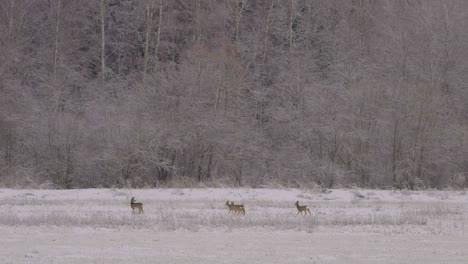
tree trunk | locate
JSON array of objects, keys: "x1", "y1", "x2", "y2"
[
  {"x1": 100, "y1": 0, "x2": 106, "y2": 82},
  {"x1": 193, "y1": 0, "x2": 201, "y2": 42},
  {"x1": 262, "y1": 0, "x2": 274, "y2": 65},
  {"x1": 52, "y1": 0, "x2": 62, "y2": 83},
  {"x1": 289, "y1": 0, "x2": 294, "y2": 52},
  {"x1": 236, "y1": 160, "x2": 243, "y2": 186},
  {"x1": 257, "y1": 0, "x2": 275, "y2": 122},
  {"x1": 234, "y1": 0, "x2": 247, "y2": 59},
  {"x1": 205, "y1": 146, "x2": 213, "y2": 180},
  {"x1": 7, "y1": 0, "x2": 14, "y2": 41},
  {"x1": 154, "y1": 0, "x2": 163, "y2": 73},
  {"x1": 215, "y1": 74, "x2": 225, "y2": 110},
  {"x1": 143, "y1": 0, "x2": 153, "y2": 82},
  {"x1": 392, "y1": 118, "x2": 399, "y2": 188}
]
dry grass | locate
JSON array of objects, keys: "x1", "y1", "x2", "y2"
[{"x1": 0, "y1": 195, "x2": 465, "y2": 234}]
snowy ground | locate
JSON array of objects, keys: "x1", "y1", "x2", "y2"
[{"x1": 0, "y1": 188, "x2": 467, "y2": 263}]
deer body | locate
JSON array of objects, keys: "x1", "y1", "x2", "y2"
[
  {"x1": 295, "y1": 201, "x2": 310, "y2": 216},
  {"x1": 131, "y1": 197, "x2": 144, "y2": 214},
  {"x1": 226, "y1": 201, "x2": 245, "y2": 215}
]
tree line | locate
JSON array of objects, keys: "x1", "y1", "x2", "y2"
[{"x1": 0, "y1": 0, "x2": 467, "y2": 189}]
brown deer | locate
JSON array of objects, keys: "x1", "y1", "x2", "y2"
[
  {"x1": 230, "y1": 201, "x2": 245, "y2": 215},
  {"x1": 130, "y1": 197, "x2": 144, "y2": 214},
  {"x1": 225, "y1": 201, "x2": 245, "y2": 215},
  {"x1": 295, "y1": 201, "x2": 311, "y2": 216}
]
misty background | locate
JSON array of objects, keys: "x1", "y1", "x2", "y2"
[{"x1": 0, "y1": 0, "x2": 467, "y2": 189}]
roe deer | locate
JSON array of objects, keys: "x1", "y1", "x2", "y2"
[
  {"x1": 131, "y1": 197, "x2": 144, "y2": 214},
  {"x1": 230, "y1": 201, "x2": 245, "y2": 215},
  {"x1": 295, "y1": 201, "x2": 310, "y2": 216},
  {"x1": 225, "y1": 201, "x2": 245, "y2": 215},
  {"x1": 225, "y1": 201, "x2": 235, "y2": 214}
]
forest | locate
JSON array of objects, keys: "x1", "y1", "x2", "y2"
[{"x1": 0, "y1": 0, "x2": 467, "y2": 189}]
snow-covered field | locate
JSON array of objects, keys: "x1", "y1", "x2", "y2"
[{"x1": 1, "y1": 188, "x2": 467, "y2": 263}]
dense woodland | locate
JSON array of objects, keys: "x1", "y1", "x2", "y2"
[{"x1": 0, "y1": 0, "x2": 467, "y2": 189}]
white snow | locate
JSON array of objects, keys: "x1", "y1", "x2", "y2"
[{"x1": 0, "y1": 188, "x2": 467, "y2": 263}]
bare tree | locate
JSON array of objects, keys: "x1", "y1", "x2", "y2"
[
  {"x1": 142, "y1": 0, "x2": 154, "y2": 82},
  {"x1": 100, "y1": 0, "x2": 106, "y2": 82},
  {"x1": 0, "y1": 0, "x2": 467, "y2": 189}
]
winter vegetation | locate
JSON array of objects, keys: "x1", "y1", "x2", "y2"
[
  {"x1": 0, "y1": 0, "x2": 467, "y2": 189},
  {"x1": 2, "y1": 1, "x2": 467, "y2": 263},
  {"x1": 0, "y1": 188, "x2": 467, "y2": 263},
  {"x1": 1, "y1": 188, "x2": 466, "y2": 231}
]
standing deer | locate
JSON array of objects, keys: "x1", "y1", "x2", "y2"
[
  {"x1": 131, "y1": 197, "x2": 144, "y2": 214},
  {"x1": 295, "y1": 201, "x2": 311, "y2": 216},
  {"x1": 225, "y1": 201, "x2": 245, "y2": 215},
  {"x1": 230, "y1": 201, "x2": 245, "y2": 215}
]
